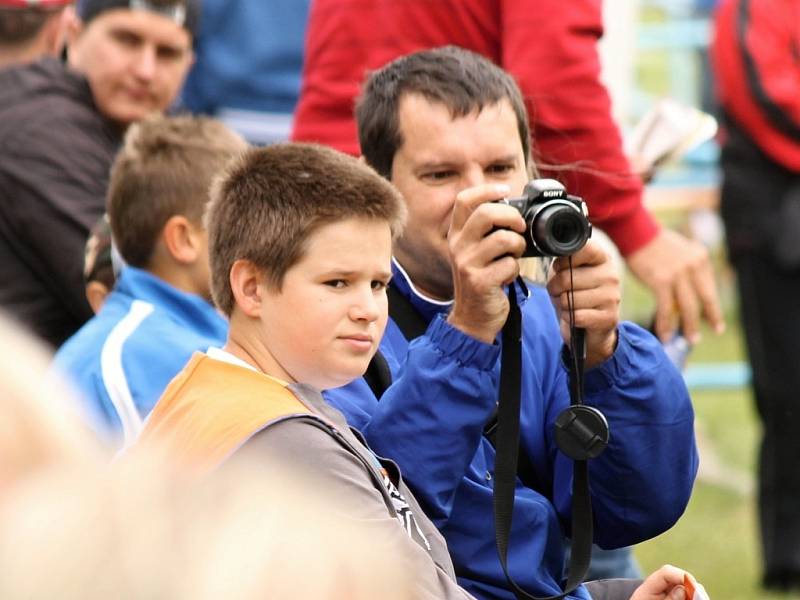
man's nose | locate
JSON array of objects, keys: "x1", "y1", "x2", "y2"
[
  {"x1": 132, "y1": 45, "x2": 157, "y2": 81},
  {"x1": 460, "y1": 165, "x2": 488, "y2": 192}
]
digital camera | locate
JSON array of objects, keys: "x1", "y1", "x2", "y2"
[{"x1": 503, "y1": 179, "x2": 592, "y2": 257}]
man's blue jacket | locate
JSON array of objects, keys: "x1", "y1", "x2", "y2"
[
  {"x1": 325, "y1": 261, "x2": 698, "y2": 600},
  {"x1": 54, "y1": 267, "x2": 227, "y2": 446}
]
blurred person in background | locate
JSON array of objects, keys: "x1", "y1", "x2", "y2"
[
  {"x1": 82, "y1": 214, "x2": 116, "y2": 314},
  {"x1": 0, "y1": 0, "x2": 74, "y2": 69},
  {"x1": 0, "y1": 310, "x2": 413, "y2": 600},
  {"x1": 292, "y1": 0, "x2": 725, "y2": 352},
  {"x1": 0, "y1": 0, "x2": 197, "y2": 348},
  {"x1": 0, "y1": 449, "x2": 416, "y2": 600},
  {"x1": 180, "y1": 0, "x2": 310, "y2": 145},
  {"x1": 0, "y1": 312, "x2": 106, "y2": 494},
  {"x1": 712, "y1": 0, "x2": 800, "y2": 592},
  {"x1": 54, "y1": 115, "x2": 246, "y2": 447}
]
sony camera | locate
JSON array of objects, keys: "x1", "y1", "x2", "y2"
[{"x1": 503, "y1": 179, "x2": 592, "y2": 257}]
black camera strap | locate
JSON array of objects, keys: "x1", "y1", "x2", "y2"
[
  {"x1": 493, "y1": 273, "x2": 607, "y2": 600},
  {"x1": 366, "y1": 276, "x2": 608, "y2": 599}
]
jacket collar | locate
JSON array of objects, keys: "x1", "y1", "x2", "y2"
[
  {"x1": 389, "y1": 257, "x2": 531, "y2": 326},
  {"x1": 114, "y1": 266, "x2": 227, "y2": 336}
]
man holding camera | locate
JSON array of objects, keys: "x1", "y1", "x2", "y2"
[{"x1": 323, "y1": 47, "x2": 698, "y2": 599}]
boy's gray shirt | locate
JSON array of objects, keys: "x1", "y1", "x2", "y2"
[{"x1": 238, "y1": 381, "x2": 474, "y2": 600}]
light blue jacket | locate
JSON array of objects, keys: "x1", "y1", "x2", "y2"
[
  {"x1": 325, "y1": 262, "x2": 699, "y2": 600},
  {"x1": 54, "y1": 267, "x2": 227, "y2": 445}
]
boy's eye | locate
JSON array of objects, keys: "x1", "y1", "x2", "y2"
[
  {"x1": 371, "y1": 280, "x2": 388, "y2": 291},
  {"x1": 324, "y1": 279, "x2": 347, "y2": 289}
]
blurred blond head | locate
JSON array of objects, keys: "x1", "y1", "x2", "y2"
[
  {"x1": 0, "y1": 449, "x2": 411, "y2": 599},
  {"x1": 0, "y1": 312, "x2": 410, "y2": 599},
  {"x1": 0, "y1": 312, "x2": 106, "y2": 494}
]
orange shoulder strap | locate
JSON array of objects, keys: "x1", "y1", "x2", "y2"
[{"x1": 138, "y1": 353, "x2": 312, "y2": 473}]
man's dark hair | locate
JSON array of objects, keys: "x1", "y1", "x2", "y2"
[
  {"x1": 77, "y1": 0, "x2": 200, "y2": 36},
  {"x1": 356, "y1": 45, "x2": 532, "y2": 180},
  {"x1": 0, "y1": 6, "x2": 64, "y2": 47}
]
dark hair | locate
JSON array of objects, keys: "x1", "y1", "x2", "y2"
[
  {"x1": 356, "y1": 45, "x2": 532, "y2": 179},
  {"x1": 83, "y1": 214, "x2": 115, "y2": 288},
  {"x1": 108, "y1": 115, "x2": 247, "y2": 268},
  {"x1": 77, "y1": 0, "x2": 200, "y2": 36},
  {"x1": 0, "y1": 6, "x2": 64, "y2": 47},
  {"x1": 206, "y1": 143, "x2": 407, "y2": 316}
]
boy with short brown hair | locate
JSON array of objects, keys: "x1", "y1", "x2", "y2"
[
  {"x1": 54, "y1": 115, "x2": 247, "y2": 446},
  {"x1": 137, "y1": 142, "x2": 479, "y2": 599}
]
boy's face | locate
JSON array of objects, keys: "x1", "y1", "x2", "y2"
[
  {"x1": 389, "y1": 93, "x2": 528, "y2": 300},
  {"x1": 256, "y1": 217, "x2": 392, "y2": 391}
]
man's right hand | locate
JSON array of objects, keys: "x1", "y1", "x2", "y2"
[{"x1": 446, "y1": 183, "x2": 527, "y2": 343}]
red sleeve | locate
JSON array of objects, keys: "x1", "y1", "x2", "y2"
[
  {"x1": 290, "y1": 0, "x2": 374, "y2": 155},
  {"x1": 293, "y1": 0, "x2": 660, "y2": 254},
  {"x1": 712, "y1": 0, "x2": 800, "y2": 171},
  {"x1": 500, "y1": 0, "x2": 658, "y2": 254}
]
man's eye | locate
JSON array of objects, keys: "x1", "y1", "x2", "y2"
[
  {"x1": 112, "y1": 31, "x2": 140, "y2": 47},
  {"x1": 422, "y1": 170, "x2": 455, "y2": 181},
  {"x1": 371, "y1": 280, "x2": 388, "y2": 291},
  {"x1": 324, "y1": 279, "x2": 347, "y2": 289},
  {"x1": 157, "y1": 45, "x2": 186, "y2": 61},
  {"x1": 487, "y1": 164, "x2": 515, "y2": 175}
]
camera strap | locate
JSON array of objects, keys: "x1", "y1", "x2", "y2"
[
  {"x1": 366, "y1": 276, "x2": 608, "y2": 599},
  {"x1": 494, "y1": 263, "x2": 608, "y2": 600}
]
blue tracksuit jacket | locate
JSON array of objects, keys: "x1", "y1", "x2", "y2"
[
  {"x1": 324, "y1": 261, "x2": 698, "y2": 599},
  {"x1": 53, "y1": 267, "x2": 227, "y2": 446}
]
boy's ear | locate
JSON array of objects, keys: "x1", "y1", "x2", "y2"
[
  {"x1": 161, "y1": 215, "x2": 202, "y2": 266},
  {"x1": 229, "y1": 259, "x2": 264, "y2": 318},
  {"x1": 85, "y1": 281, "x2": 110, "y2": 315}
]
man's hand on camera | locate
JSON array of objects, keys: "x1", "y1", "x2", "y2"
[
  {"x1": 447, "y1": 183, "x2": 527, "y2": 344},
  {"x1": 547, "y1": 240, "x2": 620, "y2": 369},
  {"x1": 626, "y1": 228, "x2": 725, "y2": 344}
]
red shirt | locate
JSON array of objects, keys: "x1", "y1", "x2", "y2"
[
  {"x1": 292, "y1": 0, "x2": 659, "y2": 255},
  {"x1": 712, "y1": 0, "x2": 800, "y2": 171}
]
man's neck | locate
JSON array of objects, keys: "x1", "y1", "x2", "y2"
[
  {"x1": 392, "y1": 257, "x2": 454, "y2": 305},
  {"x1": 0, "y1": 43, "x2": 47, "y2": 69}
]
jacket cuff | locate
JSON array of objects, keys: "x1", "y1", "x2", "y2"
[
  {"x1": 424, "y1": 313, "x2": 500, "y2": 371},
  {"x1": 563, "y1": 323, "x2": 641, "y2": 394}
]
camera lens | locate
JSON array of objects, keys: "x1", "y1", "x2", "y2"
[{"x1": 532, "y1": 204, "x2": 590, "y2": 256}]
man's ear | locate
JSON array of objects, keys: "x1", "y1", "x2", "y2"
[
  {"x1": 47, "y1": 6, "x2": 75, "y2": 57},
  {"x1": 64, "y1": 14, "x2": 83, "y2": 61},
  {"x1": 161, "y1": 215, "x2": 201, "y2": 265},
  {"x1": 229, "y1": 259, "x2": 263, "y2": 318}
]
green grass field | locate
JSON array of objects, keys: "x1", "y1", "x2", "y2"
[{"x1": 621, "y1": 271, "x2": 800, "y2": 598}]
